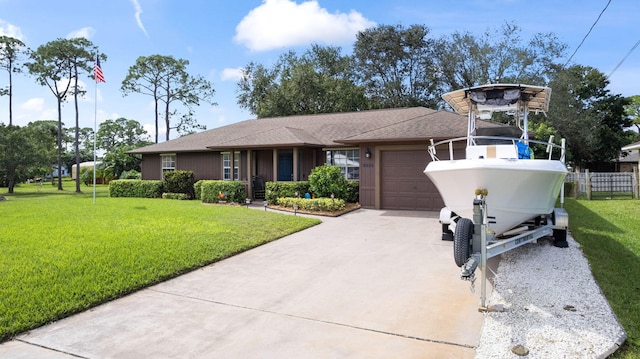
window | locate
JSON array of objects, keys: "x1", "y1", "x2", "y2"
[
  {"x1": 222, "y1": 152, "x2": 240, "y2": 180},
  {"x1": 161, "y1": 154, "x2": 176, "y2": 178},
  {"x1": 326, "y1": 149, "x2": 359, "y2": 180}
]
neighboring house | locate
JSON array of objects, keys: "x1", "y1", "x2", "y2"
[
  {"x1": 71, "y1": 161, "x2": 102, "y2": 180},
  {"x1": 128, "y1": 107, "x2": 495, "y2": 211},
  {"x1": 50, "y1": 165, "x2": 69, "y2": 178},
  {"x1": 620, "y1": 142, "x2": 640, "y2": 172}
]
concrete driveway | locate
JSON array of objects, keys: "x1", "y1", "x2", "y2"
[{"x1": 1, "y1": 208, "x2": 483, "y2": 358}]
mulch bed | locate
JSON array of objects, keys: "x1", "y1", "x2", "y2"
[{"x1": 267, "y1": 203, "x2": 361, "y2": 217}]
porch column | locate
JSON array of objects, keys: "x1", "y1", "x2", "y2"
[
  {"x1": 246, "y1": 150, "x2": 252, "y2": 197},
  {"x1": 230, "y1": 150, "x2": 235, "y2": 180},
  {"x1": 293, "y1": 147, "x2": 299, "y2": 181},
  {"x1": 272, "y1": 149, "x2": 278, "y2": 181}
]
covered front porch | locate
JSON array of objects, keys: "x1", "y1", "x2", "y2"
[{"x1": 224, "y1": 147, "x2": 325, "y2": 200}]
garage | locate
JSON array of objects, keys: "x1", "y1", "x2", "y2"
[{"x1": 380, "y1": 150, "x2": 444, "y2": 211}]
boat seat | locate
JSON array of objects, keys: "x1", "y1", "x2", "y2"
[
  {"x1": 466, "y1": 144, "x2": 518, "y2": 159},
  {"x1": 475, "y1": 126, "x2": 522, "y2": 145}
]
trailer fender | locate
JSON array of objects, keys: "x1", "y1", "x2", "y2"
[{"x1": 552, "y1": 207, "x2": 568, "y2": 229}]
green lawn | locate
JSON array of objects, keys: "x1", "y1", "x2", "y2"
[
  {"x1": 0, "y1": 183, "x2": 320, "y2": 342},
  {"x1": 564, "y1": 198, "x2": 640, "y2": 358}
]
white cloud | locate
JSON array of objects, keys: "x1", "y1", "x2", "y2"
[
  {"x1": 36, "y1": 108, "x2": 58, "y2": 122},
  {"x1": 130, "y1": 0, "x2": 149, "y2": 37},
  {"x1": 21, "y1": 98, "x2": 45, "y2": 111},
  {"x1": 143, "y1": 122, "x2": 166, "y2": 141},
  {"x1": 234, "y1": 0, "x2": 375, "y2": 52},
  {"x1": 67, "y1": 26, "x2": 96, "y2": 40},
  {"x1": 221, "y1": 67, "x2": 244, "y2": 81},
  {"x1": 0, "y1": 19, "x2": 24, "y2": 40},
  {"x1": 56, "y1": 78, "x2": 91, "y2": 102}
]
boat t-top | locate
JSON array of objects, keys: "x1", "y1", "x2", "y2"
[{"x1": 423, "y1": 83, "x2": 569, "y2": 309}]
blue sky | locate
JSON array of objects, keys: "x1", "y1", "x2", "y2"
[{"x1": 1, "y1": 0, "x2": 638, "y2": 142}]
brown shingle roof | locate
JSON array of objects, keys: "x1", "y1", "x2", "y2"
[
  {"x1": 211, "y1": 127, "x2": 325, "y2": 149},
  {"x1": 338, "y1": 110, "x2": 471, "y2": 143},
  {"x1": 128, "y1": 107, "x2": 470, "y2": 154}
]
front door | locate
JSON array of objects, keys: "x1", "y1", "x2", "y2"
[{"x1": 277, "y1": 152, "x2": 293, "y2": 181}]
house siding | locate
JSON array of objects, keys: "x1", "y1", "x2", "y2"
[
  {"x1": 359, "y1": 144, "x2": 376, "y2": 208},
  {"x1": 254, "y1": 150, "x2": 274, "y2": 183},
  {"x1": 140, "y1": 152, "x2": 220, "y2": 180},
  {"x1": 177, "y1": 152, "x2": 219, "y2": 180},
  {"x1": 140, "y1": 156, "x2": 162, "y2": 180},
  {"x1": 299, "y1": 148, "x2": 323, "y2": 181}
]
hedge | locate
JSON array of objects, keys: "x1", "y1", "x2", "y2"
[
  {"x1": 162, "y1": 192, "x2": 190, "y2": 200},
  {"x1": 200, "y1": 180, "x2": 247, "y2": 204},
  {"x1": 265, "y1": 180, "x2": 359, "y2": 204},
  {"x1": 276, "y1": 197, "x2": 346, "y2": 212},
  {"x1": 345, "y1": 180, "x2": 359, "y2": 203},
  {"x1": 194, "y1": 180, "x2": 204, "y2": 200},
  {"x1": 265, "y1": 181, "x2": 311, "y2": 204},
  {"x1": 163, "y1": 170, "x2": 195, "y2": 199},
  {"x1": 109, "y1": 180, "x2": 164, "y2": 198}
]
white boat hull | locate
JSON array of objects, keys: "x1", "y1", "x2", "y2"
[{"x1": 424, "y1": 159, "x2": 567, "y2": 235}]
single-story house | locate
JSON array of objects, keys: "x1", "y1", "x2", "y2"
[
  {"x1": 71, "y1": 161, "x2": 102, "y2": 180},
  {"x1": 128, "y1": 107, "x2": 495, "y2": 211},
  {"x1": 620, "y1": 142, "x2": 640, "y2": 172}
]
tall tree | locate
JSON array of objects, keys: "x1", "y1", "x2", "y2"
[
  {"x1": 353, "y1": 24, "x2": 441, "y2": 109},
  {"x1": 96, "y1": 117, "x2": 150, "y2": 152},
  {"x1": 0, "y1": 35, "x2": 29, "y2": 126},
  {"x1": 121, "y1": 55, "x2": 215, "y2": 143},
  {"x1": 26, "y1": 39, "x2": 77, "y2": 190},
  {"x1": 546, "y1": 65, "x2": 631, "y2": 169},
  {"x1": 624, "y1": 95, "x2": 640, "y2": 132},
  {"x1": 437, "y1": 23, "x2": 566, "y2": 93},
  {"x1": 0, "y1": 122, "x2": 56, "y2": 192},
  {"x1": 237, "y1": 44, "x2": 367, "y2": 118},
  {"x1": 65, "y1": 38, "x2": 103, "y2": 192},
  {"x1": 61, "y1": 126, "x2": 95, "y2": 176},
  {"x1": 96, "y1": 117, "x2": 151, "y2": 178}
]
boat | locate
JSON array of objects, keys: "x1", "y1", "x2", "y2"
[{"x1": 424, "y1": 83, "x2": 568, "y2": 239}]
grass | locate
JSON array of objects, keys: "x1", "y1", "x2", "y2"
[
  {"x1": 589, "y1": 191, "x2": 635, "y2": 200},
  {"x1": 0, "y1": 182, "x2": 320, "y2": 342},
  {"x1": 564, "y1": 198, "x2": 640, "y2": 358}
]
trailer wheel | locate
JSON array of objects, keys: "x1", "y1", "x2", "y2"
[{"x1": 454, "y1": 218, "x2": 473, "y2": 267}]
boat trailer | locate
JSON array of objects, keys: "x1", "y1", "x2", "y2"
[{"x1": 453, "y1": 191, "x2": 569, "y2": 311}]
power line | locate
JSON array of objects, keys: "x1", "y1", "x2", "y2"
[
  {"x1": 564, "y1": 0, "x2": 612, "y2": 66},
  {"x1": 608, "y1": 38, "x2": 640, "y2": 78}
]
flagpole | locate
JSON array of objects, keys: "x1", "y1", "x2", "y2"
[
  {"x1": 93, "y1": 53, "x2": 98, "y2": 204},
  {"x1": 92, "y1": 52, "x2": 105, "y2": 204}
]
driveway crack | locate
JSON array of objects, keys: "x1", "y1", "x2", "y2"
[{"x1": 150, "y1": 289, "x2": 476, "y2": 350}]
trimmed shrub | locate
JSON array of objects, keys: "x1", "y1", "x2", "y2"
[
  {"x1": 163, "y1": 170, "x2": 195, "y2": 199},
  {"x1": 80, "y1": 167, "x2": 93, "y2": 186},
  {"x1": 194, "y1": 180, "x2": 204, "y2": 200},
  {"x1": 265, "y1": 181, "x2": 311, "y2": 204},
  {"x1": 120, "y1": 170, "x2": 141, "y2": 180},
  {"x1": 276, "y1": 197, "x2": 346, "y2": 212},
  {"x1": 200, "y1": 180, "x2": 246, "y2": 203},
  {"x1": 308, "y1": 165, "x2": 348, "y2": 200},
  {"x1": 109, "y1": 179, "x2": 164, "y2": 198},
  {"x1": 162, "y1": 192, "x2": 190, "y2": 200},
  {"x1": 346, "y1": 180, "x2": 359, "y2": 203},
  {"x1": 80, "y1": 167, "x2": 117, "y2": 186}
]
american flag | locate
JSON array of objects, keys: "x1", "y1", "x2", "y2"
[{"x1": 94, "y1": 55, "x2": 105, "y2": 83}]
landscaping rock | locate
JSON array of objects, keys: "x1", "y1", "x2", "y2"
[{"x1": 511, "y1": 344, "x2": 529, "y2": 356}]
